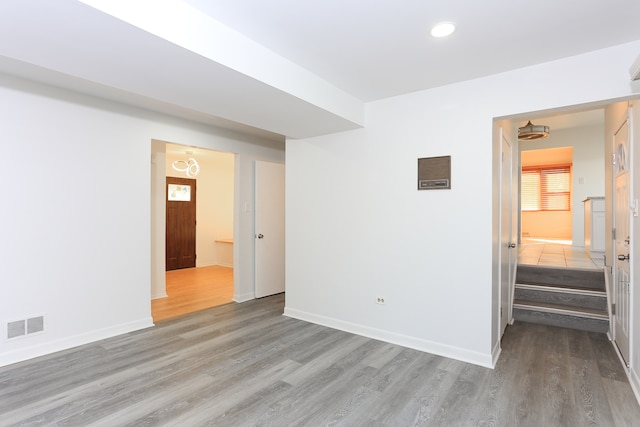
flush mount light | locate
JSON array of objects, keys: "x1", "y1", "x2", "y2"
[
  {"x1": 430, "y1": 22, "x2": 455, "y2": 38},
  {"x1": 518, "y1": 121, "x2": 550, "y2": 140}
]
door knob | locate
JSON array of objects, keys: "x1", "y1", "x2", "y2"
[
  {"x1": 508, "y1": 243, "x2": 516, "y2": 248},
  {"x1": 257, "y1": 234, "x2": 264, "y2": 239},
  {"x1": 618, "y1": 254, "x2": 630, "y2": 261}
]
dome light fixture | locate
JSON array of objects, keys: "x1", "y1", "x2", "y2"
[
  {"x1": 430, "y1": 22, "x2": 455, "y2": 38},
  {"x1": 518, "y1": 121, "x2": 550, "y2": 140}
]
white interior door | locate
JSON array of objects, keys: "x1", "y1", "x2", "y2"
[
  {"x1": 255, "y1": 160, "x2": 285, "y2": 298},
  {"x1": 500, "y1": 130, "x2": 516, "y2": 337},
  {"x1": 613, "y1": 117, "x2": 631, "y2": 365}
]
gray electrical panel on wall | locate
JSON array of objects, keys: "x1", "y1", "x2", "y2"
[{"x1": 418, "y1": 155, "x2": 451, "y2": 190}]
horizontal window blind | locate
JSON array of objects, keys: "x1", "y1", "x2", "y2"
[{"x1": 521, "y1": 165, "x2": 571, "y2": 211}]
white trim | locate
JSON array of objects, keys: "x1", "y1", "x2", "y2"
[
  {"x1": 216, "y1": 262, "x2": 234, "y2": 268},
  {"x1": 629, "y1": 366, "x2": 640, "y2": 407},
  {"x1": 233, "y1": 292, "x2": 255, "y2": 303},
  {"x1": 515, "y1": 283, "x2": 606, "y2": 297},
  {"x1": 0, "y1": 318, "x2": 153, "y2": 368},
  {"x1": 151, "y1": 291, "x2": 168, "y2": 300},
  {"x1": 492, "y1": 340, "x2": 502, "y2": 367},
  {"x1": 630, "y1": 53, "x2": 640, "y2": 81},
  {"x1": 604, "y1": 265, "x2": 614, "y2": 337},
  {"x1": 284, "y1": 307, "x2": 495, "y2": 369},
  {"x1": 627, "y1": 103, "x2": 636, "y2": 408},
  {"x1": 612, "y1": 338, "x2": 640, "y2": 407}
]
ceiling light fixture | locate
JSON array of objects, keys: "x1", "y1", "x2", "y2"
[
  {"x1": 518, "y1": 121, "x2": 550, "y2": 140},
  {"x1": 172, "y1": 157, "x2": 200, "y2": 177},
  {"x1": 430, "y1": 22, "x2": 455, "y2": 38}
]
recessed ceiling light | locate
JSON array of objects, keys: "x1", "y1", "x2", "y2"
[{"x1": 430, "y1": 22, "x2": 455, "y2": 38}]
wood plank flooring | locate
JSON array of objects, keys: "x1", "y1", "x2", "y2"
[
  {"x1": 152, "y1": 265, "x2": 233, "y2": 322},
  {"x1": 1, "y1": 294, "x2": 639, "y2": 426}
]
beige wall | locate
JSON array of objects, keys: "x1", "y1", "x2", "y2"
[{"x1": 166, "y1": 146, "x2": 235, "y2": 267}]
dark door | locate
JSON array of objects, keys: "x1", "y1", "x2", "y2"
[{"x1": 166, "y1": 177, "x2": 196, "y2": 270}]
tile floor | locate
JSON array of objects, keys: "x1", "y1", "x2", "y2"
[{"x1": 518, "y1": 238, "x2": 605, "y2": 269}]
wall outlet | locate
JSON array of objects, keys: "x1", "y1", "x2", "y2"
[{"x1": 375, "y1": 296, "x2": 386, "y2": 305}]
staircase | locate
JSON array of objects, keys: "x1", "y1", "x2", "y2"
[{"x1": 513, "y1": 264, "x2": 609, "y2": 333}]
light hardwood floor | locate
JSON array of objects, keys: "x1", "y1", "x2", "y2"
[
  {"x1": 152, "y1": 265, "x2": 234, "y2": 322},
  {"x1": 1, "y1": 294, "x2": 639, "y2": 426}
]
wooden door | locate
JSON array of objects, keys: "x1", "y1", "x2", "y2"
[
  {"x1": 166, "y1": 177, "x2": 197, "y2": 271},
  {"x1": 613, "y1": 118, "x2": 631, "y2": 365},
  {"x1": 254, "y1": 161, "x2": 285, "y2": 298}
]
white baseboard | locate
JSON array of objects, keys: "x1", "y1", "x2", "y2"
[
  {"x1": 216, "y1": 262, "x2": 233, "y2": 268},
  {"x1": 151, "y1": 292, "x2": 168, "y2": 300},
  {"x1": 284, "y1": 307, "x2": 494, "y2": 368},
  {"x1": 0, "y1": 317, "x2": 154, "y2": 368},
  {"x1": 233, "y1": 292, "x2": 255, "y2": 303},
  {"x1": 629, "y1": 366, "x2": 640, "y2": 407},
  {"x1": 491, "y1": 340, "x2": 502, "y2": 368}
]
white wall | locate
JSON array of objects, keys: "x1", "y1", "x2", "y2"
[
  {"x1": 520, "y1": 124, "x2": 605, "y2": 246},
  {"x1": 285, "y1": 41, "x2": 640, "y2": 368},
  {"x1": 166, "y1": 150, "x2": 234, "y2": 267},
  {"x1": 0, "y1": 73, "x2": 284, "y2": 367},
  {"x1": 151, "y1": 141, "x2": 167, "y2": 299}
]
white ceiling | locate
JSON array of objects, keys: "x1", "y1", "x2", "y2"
[
  {"x1": 0, "y1": 0, "x2": 638, "y2": 139},
  {"x1": 180, "y1": 0, "x2": 640, "y2": 102}
]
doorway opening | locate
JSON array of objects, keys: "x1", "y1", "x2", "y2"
[
  {"x1": 520, "y1": 147, "x2": 574, "y2": 243},
  {"x1": 496, "y1": 107, "x2": 607, "y2": 346},
  {"x1": 151, "y1": 141, "x2": 236, "y2": 322},
  {"x1": 514, "y1": 109, "x2": 606, "y2": 249}
]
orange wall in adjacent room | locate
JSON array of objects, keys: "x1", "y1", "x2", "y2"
[
  {"x1": 521, "y1": 211, "x2": 572, "y2": 239},
  {"x1": 521, "y1": 147, "x2": 572, "y2": 239}
]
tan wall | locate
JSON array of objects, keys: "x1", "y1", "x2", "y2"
[
  {"x1": 521, "y1": 210, "x2": 572, "y2": 239},
  {"x1": 521, "y1": 146, "x2": 573, "y2": 240},
  {"x1": 521, "y1": 146, "x2": 572, "y2": 166}
]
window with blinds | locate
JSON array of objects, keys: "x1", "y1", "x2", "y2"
[{"x1": 521, "y1": 165, "x2": 571, "y2": 211}]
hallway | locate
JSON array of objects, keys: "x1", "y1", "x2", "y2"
[{"x1": 152, "y1": 265, "x2": 233, "y2": 322}]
